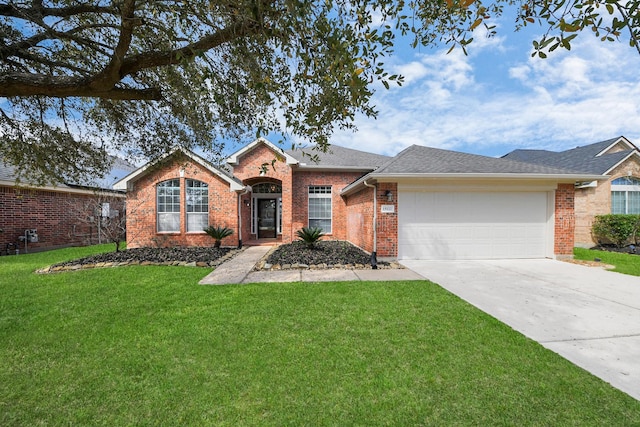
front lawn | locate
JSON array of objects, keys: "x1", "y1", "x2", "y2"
[
  {"x1": 1, "y1": 245, "x2": 639, "y2": 425},
  {"x1": 574, "y1": 247, "x2": 640, "y2": 276}
]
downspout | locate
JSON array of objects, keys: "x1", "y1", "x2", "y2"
[
  {"x1": 237, "y1": 185, "x2": 252, "y2": 249},
  {"x1": 363, "y1": 179, "x2": 378, "y2": 269}
]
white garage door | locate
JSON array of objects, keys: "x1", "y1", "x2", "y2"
[{"x1": 398, "y1": 191, "x2": 551, "y2": 260}]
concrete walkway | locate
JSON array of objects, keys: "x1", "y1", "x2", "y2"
[
  {"x1": 401, "y1": 259, "x2": 640, "y2": 401},
  {"x1": 199, "y1": 246, "x2": 425, "y2": 285}
]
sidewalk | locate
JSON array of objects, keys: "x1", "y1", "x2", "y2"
[{"x1": 199, "y1": 246, "x2": 425, "y2": 285}]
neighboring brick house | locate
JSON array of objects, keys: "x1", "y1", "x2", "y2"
[
  {"x1": 503, "y1": 136, "x2": 640, "y2": 247},
  {"x1": 0, "y1": 158, "x2": 135, "y2": 254},
  {"x1": 116, "y1": 138, "x2": 600, "y2": 260}
]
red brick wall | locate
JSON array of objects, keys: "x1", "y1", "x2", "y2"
[
  {"x1": 376, "y1": 183, "x2": 398, "y2": 257},
  {"x1": 0, "y1": 185, "x2": 125, "y2": 253},
  {"x1": 291, "y1": 171, "x2": 365, "y2": 241},
  {"x1": 344, "y1": 182, "x2": 398, "y2": 257},
  {"x1": 126, "y1": 155, "x2": 239, "y2": 248},
  {"x1": 555, "y1": 183, "x2": 576, "y2": 256},
  {"x1": 345, "y1": 185, "x2": 375, "y2": 253}
]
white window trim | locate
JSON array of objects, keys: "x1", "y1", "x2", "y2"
[
  {"x1": 611, "y1": 177, "x2": 640, "y2": 214},
  {"x1": 308, "y1": 185, "x2": 332, "y2": 234},
  {"x1": 157, "y1": 179, "x2": 181, "y2": 233},
  {"x1": 185, "y1": 179, "x2": 209, "y2": 233}
]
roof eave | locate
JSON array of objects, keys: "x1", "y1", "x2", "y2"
[
  {"x1": 340, "y1": 172, "x2": 606, "y2": 196},
  {"x1": 114, "y1": 148, "x2": 244, "y2": 192},
  {"x1": 1, "y1": 179, "x2": 126, "y2": 196},
  {"x1": 295, "y1": 164, "x2": 377, "y2": 173},
  {"x1": 602, "y1": 151, "x2": 640, "y2": 175},
  {"x1": 368, "y1": 172, "x2": 607, "y2": 180}
]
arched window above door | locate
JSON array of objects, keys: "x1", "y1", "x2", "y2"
[{"x1": 252, "y1": 182, "x2": 282, "y2": 194}]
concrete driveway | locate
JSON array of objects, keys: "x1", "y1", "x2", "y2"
[{"x1": 401, "y1": 259, "x2": 640, "y2": 401}]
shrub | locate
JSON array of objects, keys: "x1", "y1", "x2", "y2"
[
  {"x1": 591, "y1": 214, "x2": 640, "y2": 248},
  {"x1": 203, "y1": 226, "x2": 234, "y2": 248},
  {"x1": 296, "y1": 227, "x2": 325, "y2": 249}
]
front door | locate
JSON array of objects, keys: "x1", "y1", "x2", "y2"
[{"x1": 257, "y1": 198, "x2": 277, "y2": 238}]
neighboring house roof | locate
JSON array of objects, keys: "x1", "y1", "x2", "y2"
[
  {"x1": 342, "y1": 144, "x2": 604, "y2": 195},
  {"x1": 502, "y1": 136, "x2": 640, "y2": 175},
  {"x1": 285, "y1": 145, "x2": 391, "y2": 171},
  {"x1": 64, "y1": 156, "x2": 137, "y2": 189},
  {"x1": 113, "y1": 147, "x2": 245, "y2": 192},
  {"x1": 0, "y1": 156, "x2": 135, "y2": 194}
]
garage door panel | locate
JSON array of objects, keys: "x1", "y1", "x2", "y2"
[{"x1": 398, "y1": 191, "x2": 550, "y2": 260}]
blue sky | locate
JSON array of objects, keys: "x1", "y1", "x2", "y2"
[{"x1": 322, "y1": 11, "x2": 640, "y2": 159}]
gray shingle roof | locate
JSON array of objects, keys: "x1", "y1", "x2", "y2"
[
  {"x1": 502, "y1": 137, "x2": 637, "y2": 174},
  {"x1": 66, "y1": 156, "x2": 137, "y2": 188},
  {"x1": 373, "y1": 145, "x2": 587, "y2": 175},
  {"x1": 285, "y1": 145, "x2": 391, "y2": 169},
  {"x1": 0, "y1": 156, "x2": 136, "y2": 190}
]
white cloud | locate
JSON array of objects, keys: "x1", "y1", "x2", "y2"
[
  {"x1": 395, "y1": 61, "x2": 429, "y2": 85},
  {"x1": 333, "y1": 33, "x2": 640, "y2": 157}
]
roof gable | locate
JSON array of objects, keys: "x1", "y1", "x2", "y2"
[
  {"x1": 595, "y1": 136, "x2": 637, "y2": 156},
  {"x1": 113, "y1": 148, "x2": 244, "y2": 191},
  {"x1": 226, "y1": 137, "x2": 298, "y2": 166}
]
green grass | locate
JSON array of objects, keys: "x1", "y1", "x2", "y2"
[
  {"x1": 2, "y1": 245, "x2": 639, "y2": 425},
  {"x1": 574, "y1": 247, "x2": 640, "y2": 276}
]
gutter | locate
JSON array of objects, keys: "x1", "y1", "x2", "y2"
[
  {"x1": 294, "y1": 164, "x2": 378, "y2": 173},
  {"x1": 0, "y1": 180, "x2": 126, "y2": 196},
  {"x1": 363, "y1": 179, "x2": 378, "y2": 269},
  {"x1": 364, "y1": 172, "x2": 607, "y2": 181}
]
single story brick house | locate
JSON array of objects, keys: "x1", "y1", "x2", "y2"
[
  {"x1": 0, "y1": 157, "x2": 135, "y2": 254},
  {"x1": 503, "y1": 136, "x2": 640, "y2": 247},
  {"x1": 114, "y1": 138, "x2": 601, "y2": 260}
]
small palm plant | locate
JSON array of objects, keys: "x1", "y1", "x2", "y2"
[
  {"x1": 296, "y1": 226, "x2": 325, "y2": 249},
  {"x1": 203, "y1": 225, "x2": 234, "y2": 248}
]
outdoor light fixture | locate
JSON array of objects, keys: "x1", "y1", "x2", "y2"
[{"x1": 385, "y1": 190, "x2": 393, "y2": 202}]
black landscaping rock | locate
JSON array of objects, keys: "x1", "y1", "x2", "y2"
[
  {"x1": 52, "y1": 246, "x2": 232, "y2": 268},
  {"x1": 266, "y1": 241, "x2": 386, "y2": 267}
]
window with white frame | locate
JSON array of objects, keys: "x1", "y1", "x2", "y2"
[
  {"x1": 612, "y1": 177, "x2": 640, "y2": 214},
  {"x1": 157, "y1": 179, "x2": 180, "y2": 232},
  {"x1": 308, "y1": 186, "x2": 332, "y2": 233},
  {"x1": 186, "y1": 179, "x2": 209, "y2": 232}
]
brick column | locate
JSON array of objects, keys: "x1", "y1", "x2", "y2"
[{"x1": 554, "y1": 184, "x2": 576, "y2": 258}]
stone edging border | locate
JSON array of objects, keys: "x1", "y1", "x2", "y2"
[
  {"x1": 36, "y1": 248, "x2": 244, "y2": 274},
  {"x1": 254, "y1": 261, "x2": 406, "y2": 271}
]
